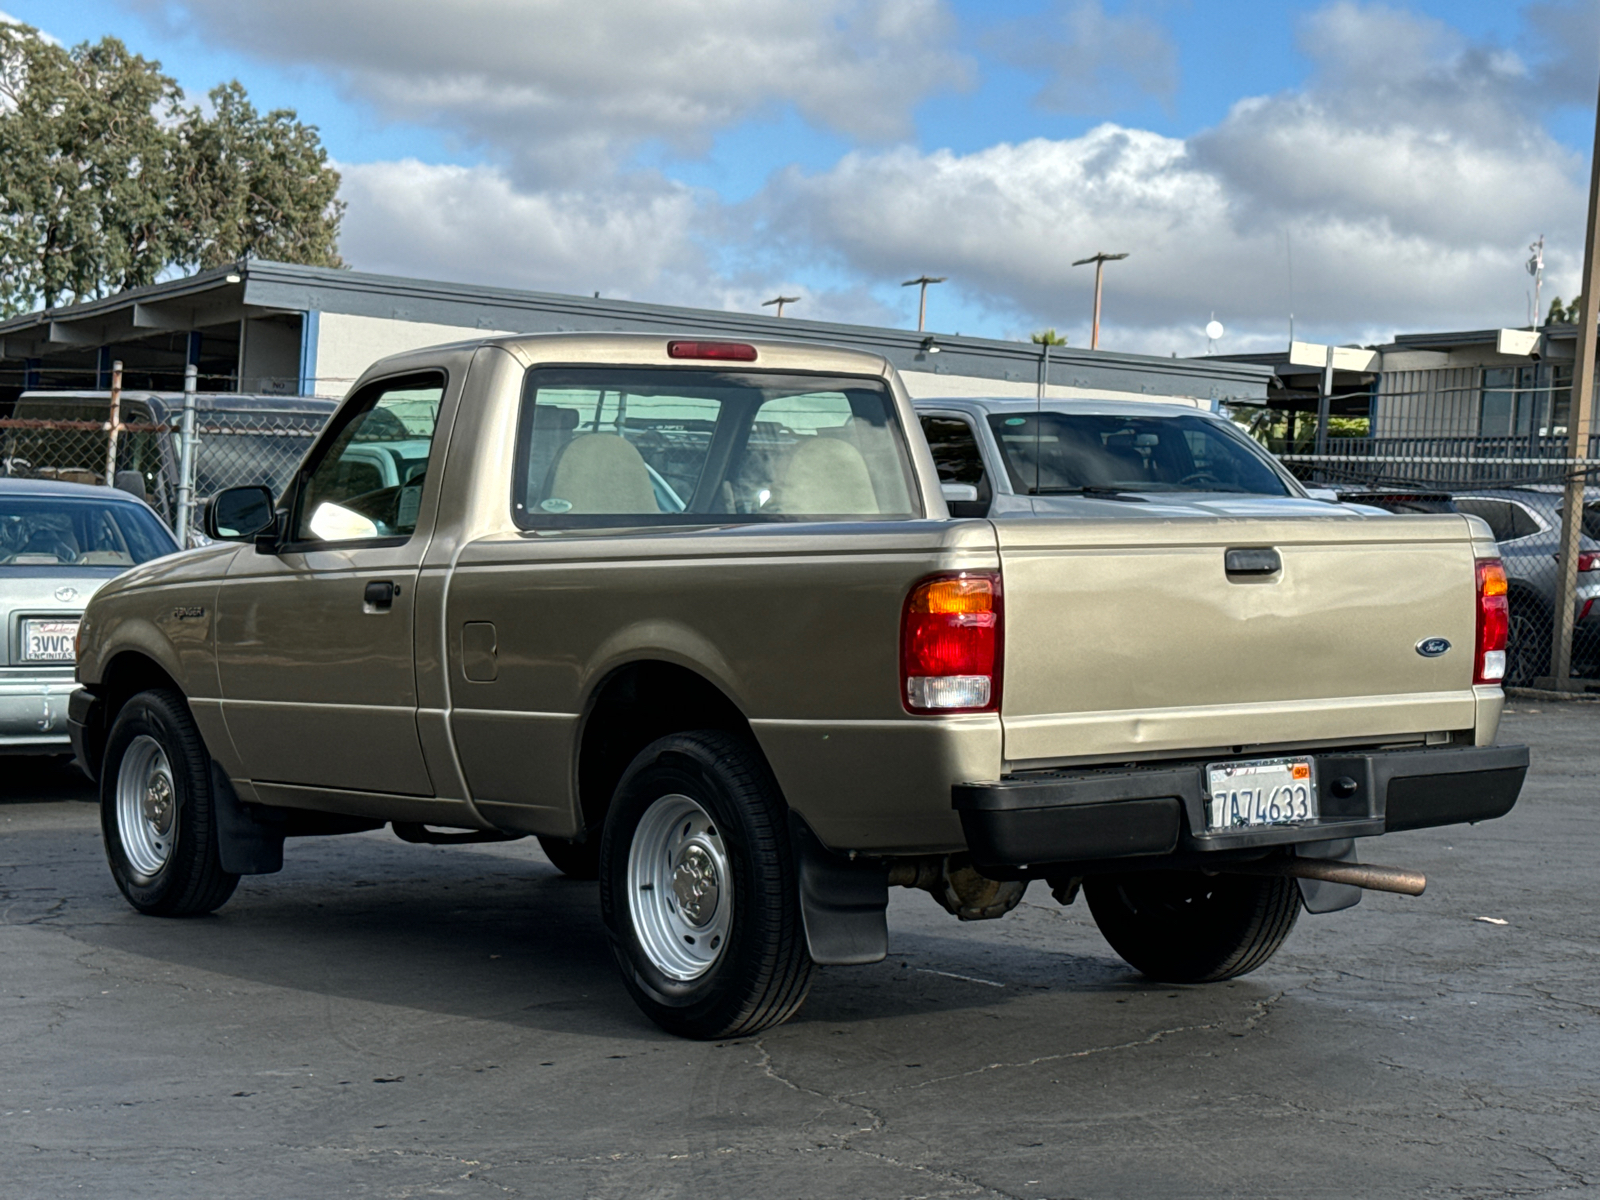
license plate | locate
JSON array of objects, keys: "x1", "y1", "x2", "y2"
[
  {"x1": 1206, "y1": 756, "x2": 1317, "y2": 830},
  {"x1": 21, "y1": 619, "x2": 79, "y2": 663}
]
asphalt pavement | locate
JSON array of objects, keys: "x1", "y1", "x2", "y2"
[{"x1": 2, "y1": 704, "x2": 1597, "y2": 1199}]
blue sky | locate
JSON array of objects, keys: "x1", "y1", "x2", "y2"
[{"x1": 6, "y1": 0, "x2": 1597, "y2": 352}]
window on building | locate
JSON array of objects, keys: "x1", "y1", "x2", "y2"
[{"x1": 1480, "y1": 364, "x2": 1572, "y2": 437}]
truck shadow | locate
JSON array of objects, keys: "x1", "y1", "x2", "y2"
[
  {"x1": 53, "y1": 835, "x2": 1152, "y2": 1042},
  {"x1": 1, "y1": 754, "x2": 95, "y2": 802}
]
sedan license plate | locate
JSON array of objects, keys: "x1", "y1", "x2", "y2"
[
  {"x1": 21, "y1": 619, "x2": 79, "y2": 663},
  {"x1": 1206, "y1": 757, "x2": 1317, "y2": 830}
]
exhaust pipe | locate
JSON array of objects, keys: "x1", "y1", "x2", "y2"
[{"x1": 1223, "y1": 857, "x2": 1426, "y2": 897}]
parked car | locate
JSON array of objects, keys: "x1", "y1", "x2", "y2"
[
  {"x1": 70, "y1": 335, "x2": 1525, "y2": 1039},
  {"x1": 914, "y1": 395, "x2": 1369, "y2": 518},
  {"x1": 2, "y1": 391, "x2": 337, "y2": 527},
  {"x1": 1449, "y1": 487, "x2": 1600, "y2": 686},
  {"x1": 1, "y1": 479, "x2": 179, "y2": 755}
]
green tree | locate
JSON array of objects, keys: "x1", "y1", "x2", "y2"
[
  {"x1": 172, "y1": 82, "x2": 344, "y2": 271},
  {"x1": 0, "y1": 23, "x2": 343, "y2": 316},
  {"x1": 1030, "y1": 328, "x2": 1068, "y2": 345},
  {"x1": 1549, "y1": 294, "x2": 1583, "y2": 325},
  {"x1": 0, "y1": 25, "x2": 177, "y2": 314}
]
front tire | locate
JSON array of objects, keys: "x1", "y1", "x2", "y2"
[
  {"x1": 1085, "y1": 870, "x2": 1299, "y2": 983},
  {"x1": 599, "y1": 731, "x2": 812, "y2": 1039},
  {"x1": 100, "y1": 689, "x2": 239, "y2": 916}
]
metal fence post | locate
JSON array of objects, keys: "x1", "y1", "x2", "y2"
[
  {"x1": 175, "y1": 363, "x2": 199, "y2": 545},
  {"x1": 103, "y1": 360, "x2": 123, "y2": 485},
  {"x1": 1545, "y1": 77, "x2": 1600, "y2": 689},
  {"x1": 1315, "y1": 345, "x2": 1334, "y2": 483}
]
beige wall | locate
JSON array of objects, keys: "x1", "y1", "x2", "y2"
[
  {"x1": 313, "y1": 313, "x2": 517, "y2": 398},
  {"x1": 899, "y1": 371, "x2": 1206, "y2": 407}
]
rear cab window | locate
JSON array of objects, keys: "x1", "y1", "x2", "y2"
[{"x1": 513, "y1": 368, "x2": 918, "y2": 527}]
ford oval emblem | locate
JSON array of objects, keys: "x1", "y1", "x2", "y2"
[
  {"x1": 54, "y1": 586, "x2": 78, "y2": 603},
  {"x1": 1416, "y1": 637, "x2": 1452, "y2": 658}
]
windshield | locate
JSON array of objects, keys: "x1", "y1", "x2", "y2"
[
  {"x1": 0, "y1": 496, "x2": 177, "y2": 567},
  {"x1": 986, "y1": 411, "x2": 1291, "y2": 496}
]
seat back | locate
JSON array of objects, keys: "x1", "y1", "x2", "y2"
[
  {"x1": 773, "y1": 437, "x2": 880, "y2": 515},
  {"x1": 545, "y1": 433, "x2": 658, "y2": 514}
]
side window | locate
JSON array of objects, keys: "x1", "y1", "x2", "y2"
[
  {"x1": 1455, "y1": 499, "x2": 1514, "y2": 543},
  {"x1": 919, "y1": 415, "x2": 992, "y2": 514},
  {"x1": 295, "y1": 374, "x2": 445, "y2": 543},
  {"x1": 1507, "y1": 503, "x2": 1542, "y2": 540}
]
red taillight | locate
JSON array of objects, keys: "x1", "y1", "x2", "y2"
[
  {"x1": 666, "y1": 340, "x2": 758, "y2": 361},
  {"x1": 1475, "y1": 558, "x2": 1508, "y2": 685},
  {"x1": 1563, "y1": 552, "x2": 1600, "y2": 572},
  {"x1": 901, "y1": 572, "x2": 1001, "y2": 713}
]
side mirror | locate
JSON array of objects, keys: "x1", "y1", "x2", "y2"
[{"x1": 205, "y1": 486, "x2": 276, "y2": 542}]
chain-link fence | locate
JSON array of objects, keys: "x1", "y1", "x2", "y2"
[
  {"x1": 1, "y1": 396, "x2": 332, "y2": 543},
  {"x1": 1233, "y1": 367, "x2": 1600, "y2": 688}
]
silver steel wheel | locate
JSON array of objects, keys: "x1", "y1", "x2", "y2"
[
  {"x1": 626, "y1": 793, "x2": 733, "y2": 981},
  {"x1": 116, "y1": 734, "x2": 177, "y2": 878}
]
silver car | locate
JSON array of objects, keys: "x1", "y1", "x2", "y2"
[{"x1": 1, "y1": 479, "x2": 178, "y2": 755}]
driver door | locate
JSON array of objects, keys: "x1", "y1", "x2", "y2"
[{"x1": 216, "y1": 372, "x2": 445, "y2": 795}]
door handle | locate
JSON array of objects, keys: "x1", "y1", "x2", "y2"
[{"x1": 363, "y1": 580, "x2": 398, "y2": 611}]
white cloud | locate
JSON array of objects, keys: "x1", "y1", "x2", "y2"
[
  {"x1": 753, "y1": 2, "x2": 1588, "y2": 348},
  {"x1": 335, "y1": 158, "x2": 906, "y2": 327},
  {"x1": 306, "y1": 1, "x2": 1592, "y2": 350},
  {"x1": 128, "y1": 0, "x2": 973, "y2": 177}
]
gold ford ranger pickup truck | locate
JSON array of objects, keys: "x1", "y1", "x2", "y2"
[{"x1": 68, "y1": 333, "x2": 1527, "y2": 1038}]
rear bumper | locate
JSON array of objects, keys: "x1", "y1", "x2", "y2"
[
  {"x1": 953, "y1": 744, "x2": 1529, "y2": 870},
  {"x1": 0, "y1": 674, "x2": 78, "y2": 753}
]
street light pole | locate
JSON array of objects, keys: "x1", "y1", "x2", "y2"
[
  {"x1": 1072, "y1": 251, "x2": 1129, "y2": 350},
  {"x1": 761, "y1": 294, "x2": 801, "y2": 318},
  {"x1": 901, "y1": 275, "x2": 947, "y2": 332}
]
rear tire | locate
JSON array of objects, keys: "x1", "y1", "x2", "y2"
[
  {"x1": 1504, "y1": 592, "x2": 1552, "y2": 688},
  {"x1": 600, "y1": 730, "x2": 813, "y2": 1039},
  {"x1": 100, "y1": 689, "x2": 238, "y2": 917},
  {"x1": 537, "y1": 834, "x2": 600, "y2": 880},
  {"x1": 1085, "y1": 870, "x2": 1299, "y2": 983}
]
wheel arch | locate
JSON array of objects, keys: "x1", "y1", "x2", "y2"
[{"x1": 574, "y1": 659, "x2": 761, "y2": 838}]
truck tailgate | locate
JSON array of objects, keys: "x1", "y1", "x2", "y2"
[{"x1": 997, "y1": 514, "x2": 1484, "y2": 763}]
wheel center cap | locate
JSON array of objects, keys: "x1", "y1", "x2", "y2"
[
  {"x1": 671, "y1": 843, "x2": 719, "y2": 927},
  {"x1": 143, "y1": 775, "x2": 174, "y2": 836}
]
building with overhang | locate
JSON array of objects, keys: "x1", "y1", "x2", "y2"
[
  {"x1": 0, "y1": 261, "x2": 1272, "y2": 412},
  {"x1": 1220, "y1": 325, "x2": 1583, "y2": 445}
]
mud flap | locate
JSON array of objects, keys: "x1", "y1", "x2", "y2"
[
  {"x1": 211, "y1": 763, "x2": 285, "y2": 875},
  {"x1": 788, "y1": 814, "x2": 889, "y2": 965},
  {"x1": 1295, "y1": 838, "x2": 1362, "y2": 914}
]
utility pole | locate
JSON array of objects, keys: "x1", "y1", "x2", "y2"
[
  {"x1": 1072, "y1": 251, "x2": 1129, "y2": 350},
  {"x1": 1545, "y1": 82, "x2": 1600, "y2": 688},
  {"x1": 1528, "y1": 235, "x2": 1546, "y2": 327},
  {"x1": 901, "y1": 275, "x2": 947, "y2": 332},
  {"x1": 761, "y1": 294, "x2": 800, "y2": 318}
]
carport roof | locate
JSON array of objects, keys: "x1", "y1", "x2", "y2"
[{"x1": 0, "y1": 260, "x2": 1273, "y2": 402}]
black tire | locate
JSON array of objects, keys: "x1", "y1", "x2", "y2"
[
  {"x1": 100, "y1": 689, "x2": 239, "y2": 917},
  {"x1": 1085, "y1": 870, "x2": 1299, "y2": 983},
  {"x1": 1504, "y1": 592, "x2": 1552, "y2": 688},
  {"x1": 537, "y1": 834, "x2": 600, "y2": 880},
  {"x1": 599, "y1": 730, "x2": 813, "y2": 1039}
]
